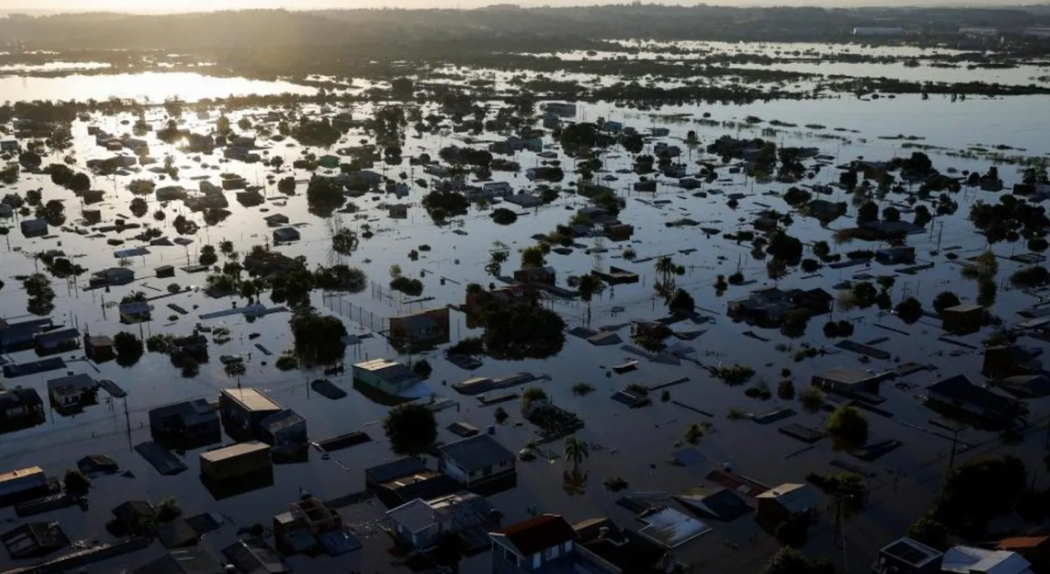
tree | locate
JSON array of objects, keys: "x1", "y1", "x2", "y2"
[
  {"x1": 684, "y1": 423, "x2": 705, "y2": 445},
  {"x1": 933, "y1": 291, "x2": 961, "y2": 314},
  {"x1": 486, "y1": 249, "x2": 509, "y2": 277},
  {"x1": 24, "y1": 273, "x2": 55, "y2": 316},
  {"x1": 826, "y1": 405, "x2": 868, "y2": 448},
  {"x1": 113, "y1": 332, "x2": 144, "y2": 367},
  {"x1": 412, "y1": 359, "x2": 432, "y2": 378},
  {"x1": 563, "y1": 436, "x2": 590, "y2": 472},
  {"x1": 882, "y1": 206, "x2": 901, "y2": 222},
  {"x1": 578, "y1": 274, "x2": 606, "y2": 322},
  {"x1": 491, "y1": 208, "x2": 518, "y2": 225},
  {"x1": 857, "y1": 201, "x2": 879, "y2": 224},
  {"x1": 199, "y1": 244, "x2": 218, "y2": 266},
  {"x1": 762, "y1": 548, "x2": 834, "y2": 574},
  {"x1": 932, "y1": 455, "x2": 1026, "y2": 538},
  {"x1": 383, "y1": 403, "x2": 437, "y2": 456},
  {"x1": 157, "y1": 497, "x2": 182, "y2": 522},
  {"x1": 19, "y1": 151, "x2": 41, "y2": 169},
  {"x1": 289, "y1": 307, "x2": 347, "y2": 364},
  {"x1": 906, "y1": 515, "x2": 949, "y2": 550},
  {"x1": 668, "y1": 288, "x2": 695, "y2": 313},
  {"x1": 521, "y1": 387, "x2": 547, "y2": 413},
  {"x1": 69, "y1": 172, "x2": 91, "y2": 194},
  {"x1": 520, "y1": 245, "x2": 545, "y2": 270},
  {"x1": 812, "y1": 240, "x2": 831, "y2": 261},
  {"x1": 895, "y1": 297, "x2": 925, "y2": 324},
  {"x1": 484, "y1": 306, "x2": 565, "y2": 360},
  {"x1": 64, "y1": 469, "x2": 91, "y2": 496},
  {"x1": 331, "y1": 228, "x2": 359, "y2": 256}
]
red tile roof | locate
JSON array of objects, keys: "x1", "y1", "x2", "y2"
[{"x1": 495, "y1": 514, "x2": 576, "y2": 556}]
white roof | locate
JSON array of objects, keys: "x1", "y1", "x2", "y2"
[{"x1": 943, "y1": 546, "x2": 1034, "y2": 574}]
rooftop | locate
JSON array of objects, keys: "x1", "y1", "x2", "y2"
[
  {"x1": 221, "y1": 388, "x2": 282, "y2": 413},
  {"x1": 133, "y1": 547, "x2": 224, "y2": 574},
  {"x1": 881, "y1": 537, "x2": 944, "y2": 568},
  {"x1": 200, "y1": 441, "x2": 270, "y2": 463},
  {"x1": 756, "y1": 483, "x2": 820, "y2": 514},
  {"x1": 353, "y1": 358, "x2": 420, "y2": 384},
  {"x1": 943, "y1": 546, "x2": 1033, "y2": 574},
  {"x1": 438, "y1": 434, "x2": 514, "y2": 472},
  {"x1": 365, "y1": 457, "x2": 428, "y2": 485},
  {"x1": 493, "y1": 514, "x2": 576, "y2": 556},
  {"x1": 0, "y1": 466, "x2": 44, "y2": 483},
  {"x1": 815, "y1": 367, "x2": 878, "y2": 385},
  {"x1": 637, "y1": 507, "x2": 710, "y2": 549}
]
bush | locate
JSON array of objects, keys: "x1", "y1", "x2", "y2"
[
  {"x1": 895, "y1": 297, "x2": 925, "y2": 324},
  {"x1": 521, "y1": 387, "x2": 548, "y2": 413},
  {"x1": 933, "y1": 291, "x2": 961, "y2": 314},
  {"x1": 412, "y1": 359, "x2": 433, "y2": 378},
  {"x1": 604, "y1": 476, "x2": 629, "y2": 492},
  {"x1": 390, "y1": 276, "x2": 424, "y2": 297},
  {"x1": 64, "y1": 469, "x2": 91, "y2": 495},
  {"x1": 714, "y1": 364, "x2": 755, "y2": 386},
  {"x1": 826, "y1": 405, "x2": 868, "y2": 448},
  {"x1": 275, "y1": 354, "x2": 298, "y2": 371},
  {"x1": 571, "y1": 382, "x2": 595, "y2": 396},
  {"x1": 157, "y1": 497, "x2": 182, "y2": 522},
  {"x1": 778, "y1": 380, "x2": 796, "y2": 400},
  {"x1": 491, "y1": 208, "x2": 518, "y2": 225},
  {"x1": 799, "y1": 386, "x2": 825, "y2": 413},
  {"x1": 1011, "y1": 266, "x2": 1050, "y2": 289}
]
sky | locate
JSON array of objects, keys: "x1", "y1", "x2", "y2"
[{"x1": 5, "y1": 0, "x2": 1048, "y2": 11}]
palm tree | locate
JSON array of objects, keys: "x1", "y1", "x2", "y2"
[
  {"x1": 577, "y1": 274, "x2": 606, "y2": 325},
  {"x1": 563, "y1": 436, "x2": 589, "y2": 473},
  {"x1": 654, "y1": 255, "x2": 681, "y2": 296}
]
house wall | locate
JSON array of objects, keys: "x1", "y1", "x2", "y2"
[{"x1": 444, "y1": 460, "x2": 470, "y2": 484}]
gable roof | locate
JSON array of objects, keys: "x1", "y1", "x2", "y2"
[
  {"x1": 492, "y1": 514, "x2": 576, "y2": 556},
  {"x1": 133, "y1": 547, "x2": 224, "y2": 574},
  {"x1": 943, "y1": 546, "x2": 1033, "y2": 574},
  {"x1": 927, "y1": 374, "x2": 1016, "y2": 411},
  {"x1": 756, "y1": 483, "x2": 820, "y2": 514},
  {"x1": 438, "y1": 434, "x2": 513, "y2": 472}
]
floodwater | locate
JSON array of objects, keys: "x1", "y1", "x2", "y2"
[
  {"x1": 0, "y1": 61, "x2": 111, "y2": 73},
  {"x1": 0, "y1": 54, "x2": 1049, "y2": 574},
  {"x1": 0, "y1": 72, "x2": 315, "y2": 103}
]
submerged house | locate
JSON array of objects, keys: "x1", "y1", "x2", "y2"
[
  {"x1": 148, "y1": 398, "x2": 221, "y2": 446},
  {"x1": 46, "y1": 373, "x2": 96, "y2": 411},
  {"x1": 727, "y1": 287, "x2": 832, "y2": 326},
  {"x1": 352, "y1": 358, "x2": 421, "y2": 397},
  {"x1": 388, "y1": 307, "x2": 451, "y2": 351},
  {"x1": 219, "y1": 388, "x2": 282, "y2": 439},
  {"x1": 755, "y1": 483, "x2": 821, "y2": 525},
  {"x1": 925, "y1": 374, "x2": 1018, "y2": 426},
  {"x1": 438, "y1": 434, "x2": 516, "y2": 490},
  {"x1": 0, "y1": 387, "x2": 44, "y2": 433},
  {"x1": 387, "y1": 492, "x2": 495, "y2": 551},
  {"x1": 491, "y1": 514, "x2": 577, "y2": 574}
]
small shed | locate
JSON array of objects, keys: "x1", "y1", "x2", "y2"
[
  {"x1": 156, "y1": 265, "x2": 176, "y2": 279},
  {"x1": 20, "y1": 219, "x2": 48, "y2": 238},
  {"x1": 942, "y1": 304, "x2": 984, "y2": 335},
  {"x1": 84, "y1": 334, "x2": 114, "y2": 362}
]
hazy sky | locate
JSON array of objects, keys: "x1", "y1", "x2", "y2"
[{"x1": 6, "y1": 0, "x2": 1046, "y2": 11}]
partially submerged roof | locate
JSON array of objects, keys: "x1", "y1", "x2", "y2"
[
  {"x1": 637, "y1": 507, "x2": 710, "y2": 548},
  {"x1": 387, "y1": 498, "x2": 435, "y2": 534},
  {"x1": 200, "y1": 441, "x2": 270, "y2": 464},
  {"x1": 756, "y1": 483, "x2": 820, "y2": 514},
  {"x1": 675, "y1": 487, "x2": 752, "y2": 521},
  {"x1": 222, "y1": 538, "x2": 290, "y2": 574},
  {"x1": 492, "y1": 514, "x2": 576, "y2": 556},
  {"x1": 221, "y1": 388, "x2": 281, "y2": 412},
  {"x1": 942, "y1": 546, "x2": 1033, "y2": 574},
  {"x1": 134, "y1": 547, "x2": 225, "y2": 574},
  {"x1": 438, "y1": 434, "x2": 514, "y2": 472},
  {"x1": 365, "y1": 457, "x2": 428, "y2": 485},
  {"x1": 881, "y1": 537, "x2": 943, "y2": 568},
  {"x1": 815, "y1": 367, "x2": 877, "y2": 385}
]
